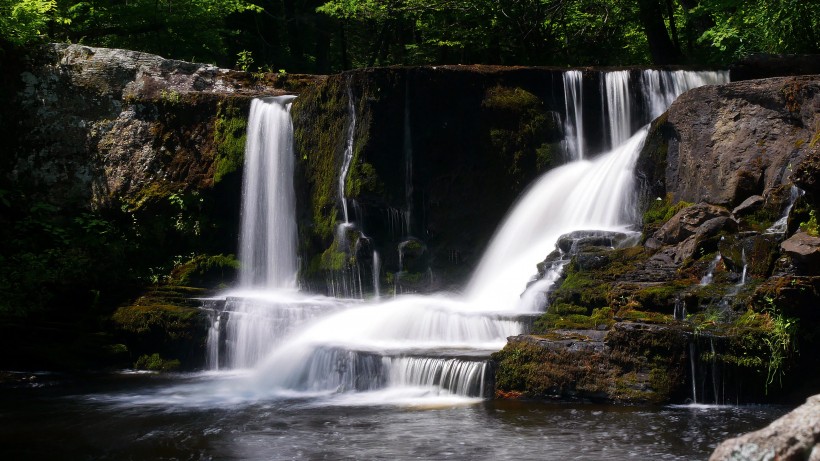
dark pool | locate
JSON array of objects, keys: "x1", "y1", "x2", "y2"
[{"x1": 0, "y1": 371, "x2": 788, "y2": 460}]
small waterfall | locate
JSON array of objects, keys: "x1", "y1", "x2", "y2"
[
  {"x1": 562, "y1": 70, "x2": 585, "y2": 160},
  {"x1": 700, "y1": 253, "x2": 722, "y2": 285},
  {"x1": 372, "y1": 251, "x2": 381, "y2": 299},
  {"x1": 766, "y1": 186, "x2": 803, "y2": 234},
  {"x1": 238, "y1": 96, "x2": 298, "y2": 289},
  {"x1": 737, "y1": 249, "x2": 748, "y2": 287},
  {"x1": 604, "y1": 70, "x2": 632, "y2": 149},
  {"x1": 339, "y1": 81, "x2": 357, "y2": 224},
  {"x1": 689, "y1": 341, "x2": 698, "y2": 403}
]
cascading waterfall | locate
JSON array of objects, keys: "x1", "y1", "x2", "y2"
[
  {"x1": 204, "y1": 68, "x2": 728, "y2": 403},
  {"x1": 605, "y1": 70, "x2": 632, "y2": 149},
  {"x1": 562, "y1": 70, "x2": 585, "y2": 160},
  {"x1": 238, "y1": 96, "x2": 298, "y2": 289}
]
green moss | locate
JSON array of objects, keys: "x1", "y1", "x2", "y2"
[
  {"x1": 643, "y1": 194, "x2": 694, "y2": 227},
  {"x1": 213, "y1": 100, "x2": 247, "y2": 184},
  {"x1": 346, "y1": 161, "x2": 384, "y2": 197},
  {"x1": 169, "y1": 254, "x2": 239, "y2": 288},
  {"x1": 134, "y1": 353, "x2": 181, "y2": 372},
  {"x1": 482, "y1": 86, "x2": 555, "y2": 184},
  {"x1": 632, "y1": 282, "x2": 692, "y2": 312}
]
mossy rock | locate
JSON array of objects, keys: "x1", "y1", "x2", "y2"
[
  {"x1": 111, "y1": 286, "x2": 210, "y2": 370},
  {"x1": 169, "y1": 254, "x2": 239, "y2": 288},
  {"x1": 134, "y1": 353, "x2": 181, "y2": 372}
]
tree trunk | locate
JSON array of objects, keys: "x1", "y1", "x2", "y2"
[{"x1": 638, "y1": 0, "x2": 683, "y2": 64}]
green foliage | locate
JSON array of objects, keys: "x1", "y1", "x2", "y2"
[
  {"x1": 235, "y1": 49, "x2": 254, "y2": 72},
  {"x1": 0, "y1": 0, "x2": 66, "y2": 46},
  {"x1": 692, "y1": 0, "x2": 820, "y2": 61},
  {"x1": 799, "y1": 210, "x2": 818, "y2": 237}
]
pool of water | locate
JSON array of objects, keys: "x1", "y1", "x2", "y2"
[{"x1": 0, "y1": 371, "x2": 788, "y2": 460}]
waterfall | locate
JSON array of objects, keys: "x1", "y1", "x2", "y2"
[
  {"x1": 700, "y1": 253, "x2": 723, "y2": 285},
  {"x1": 204, "y1": 69, "x2": 729, "y2": 402},
  {"x1": 339, "y1": 82, "x2": 357, "y2": 224},
  {"x1": 604, "y1": 71, "x2": 632, "y2": 149},
  {"x1": 562, "y1": 70, "x2": 585, "y2": 161},
  {"x1": 238, "y1": 96, "x2": 298, "y2": 289}
]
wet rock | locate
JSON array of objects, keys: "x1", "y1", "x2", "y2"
[
  {"x1": 709, "y1": 394, "x2": 820, "y2": 461},
  {"x1": 652, "y1": 203, "x2": 731, "y2": 245},
  {"x1": 781, "y1": 231, "x2": 820, "y2": 274},
  {"x1": 793, "y1": 148, "x2": 820, "y2": 198},
  {"x1": 719, "y1": 232, "x2": 782, "y2": 277},
  {"x1": 556, "y1": 230, "x2": 636, "y2": 254},
  {"x1": 733, "y1": 195, "x2": 765, "y2": 216}
]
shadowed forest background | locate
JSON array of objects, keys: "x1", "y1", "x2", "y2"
[{"x1": 2, "y1": 0, "x2": 819, "y2": 72}]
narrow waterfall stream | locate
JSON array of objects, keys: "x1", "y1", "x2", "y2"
[{"x1": 199, "y1": 69, "x2": 729, "y2": 405}]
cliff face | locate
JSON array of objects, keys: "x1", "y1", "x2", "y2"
[
  {"x1": 638, "y1": 76, "x2": 819, "y2": 208},
  {"x1": 0, "y1": 44, "x2": 316, "y2": 369}
]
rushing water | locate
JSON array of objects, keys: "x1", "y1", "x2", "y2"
[
  {"x1": 238, "y1": 96, "x2": 298, "y2": 289},
  {"x1": 0, "y1": 372, "x2": 788, "y2": 461},
  {"x1": 5, "y1": 69, "x2": 756, "y2": 460}
]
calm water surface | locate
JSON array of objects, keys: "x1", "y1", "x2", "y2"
[{"x1": 0, "y1": 371, "x2": 788, "y2": 460}]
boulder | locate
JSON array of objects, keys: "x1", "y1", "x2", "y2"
[
  {"x1": 709, "y1": 394, "x2": 820, "y2": 461},
  {"x1": 638, "y1": 76, "x2": 820, "y2": 208},
  {"x1": 652, "y1": 203, "x2": 732, "y2": 245},
  {"x1": 733, "y1": 195, "x2": 765, "y2": 216},
  {"x1": 781, "y1": 231, "x2": 820, "y2": 273}
]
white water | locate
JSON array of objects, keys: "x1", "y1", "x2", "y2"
[
  {"x1": 206, "y1": 69, "x2": 729, "y2": 405},
  {"x1": 238, "y1": 96, "x2": 298, "y2": 289},
  {"x1": 605, "y1": 71, "x2": 633, "y2": 148},
  {"x1": 562, "y1": 70, "x2": 585, "y2": 160},
  {"x1": 465, "y1": 129, "x2": 647, "y2": 310},
  {"x1": 339, "y1": 82, "x2": 357, "y2": 224}
]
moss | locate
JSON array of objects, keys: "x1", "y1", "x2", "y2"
[
  {"x1": 632, "y1": 282, "x2": 692, "y2": 312},
  {"x1": 615, "y1": 308, "x2": 675, "y2": 324},
  {"x1": 169, "y1": 253, "x2": 239, "y2": 288},
  {"x1": 111, "y1": 286, "x2": 209, "y2": 370},
  {"x1": 643, "y1": 194, "x2": 694, "y2": 227},
  {"x1": 213, "y1": 100, "x2": 248, "y2": 184},
  {"x1": 134, "y1": 353, "x2": 181, "y2": 372},
  {"x1": 482, "y1": 86, "x2": 556, "y2": 186},
  {"x1": 346, "y1": 161, "x2": 384, "y2": 197}
]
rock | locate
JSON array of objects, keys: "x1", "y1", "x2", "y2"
[
  {"x1": 718, "y1": 232, "x2": 781, "y2": 277},
  {"x1": 709, "y1": 394, "x2": 820, "y2": 461},
  {"x1": 793, "y1": 148, "x2": 820, "y2": 198},
  {"x1": 652, "y1": 203, "x2": 731, "y2": 245},
  {"x1": 638, "y1": 75, "x2": 820, "y2": 208},
  {"x1": 781, "y1": 231, "x2": 820, "y2": 273},
  {"x1": 733, "y1": 195, "x2": 765, "y2": 216},
  {"x1": 556, "y1": 230, "x2": 636, "y2": 254}
]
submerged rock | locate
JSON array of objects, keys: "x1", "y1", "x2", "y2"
[{"x1": 709, "y1": 394, "x2": 820, "y2": 461}]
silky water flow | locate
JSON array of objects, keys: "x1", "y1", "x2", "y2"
[{"x1": 202, "y1": 70, "x2": 728, "y2": 406}]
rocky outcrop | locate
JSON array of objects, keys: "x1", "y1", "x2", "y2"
[
  {"x1": 638, "y1": 75, "x2": 819, "y2": 209},
  {"x1": 501, "y1": 75, "x2": 820, "y2": 404},
  {"x1": 9, "y1": 43, "x2": 318, "y2": 208},
  {"x1": 710, "y1": 394, "x2": 820, "y2": 461}
]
